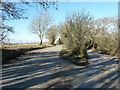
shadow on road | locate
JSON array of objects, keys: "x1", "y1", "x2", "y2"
[{"x1": 1, "y1": 47, "x2": 119, "y2": 89}]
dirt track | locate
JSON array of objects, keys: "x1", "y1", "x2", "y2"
[{"x1": 1, "y1": 45, "x2": 119, "y2": 89}]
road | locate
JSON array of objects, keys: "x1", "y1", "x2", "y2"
[{"x1": 1, "y1": 45, "x2": 119, "y2": 89}]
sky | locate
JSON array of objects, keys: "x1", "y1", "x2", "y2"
[{"x1": 6, "y1": 2, "x2": 118, "y2": 43}]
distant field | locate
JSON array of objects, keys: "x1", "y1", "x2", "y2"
[
  {"x1": 0, "y1": 42, "x2": 48, "y2": 50},
  {"x1": 1, "y1": 42, "x2": 51, "y2": 64}
]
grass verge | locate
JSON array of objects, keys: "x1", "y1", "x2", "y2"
[
  {"x1": 60, "y1": 49, "x2": 89, "y2": 66},
  {"x1": 2, "y1": 45, "x2": 50, "y2": 64}
]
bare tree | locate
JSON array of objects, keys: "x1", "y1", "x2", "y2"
[
  {"x1": 0, "y1": 1, "x2": 58, "y2": 42},
  {"x1": 29, "y1": 12, "x2": 53, "y2": 45},
  {"x1": 0, "y1": 2, "x2": 26, "y2": 42},
  {"x1": 47, "y1": 25, "x2": 57, "y2": 45}
]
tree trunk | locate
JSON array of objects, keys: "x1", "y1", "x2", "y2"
[{"x1": 40, "y1": 40, "x2": 42, "y2": 45}]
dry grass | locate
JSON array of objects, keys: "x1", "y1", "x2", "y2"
[
  {"x1": 1, "y1": 42, "x2": 48, "y2": 50},
  {"x1": 1, "y1": 42, "x2": 53, "y2": 64}
]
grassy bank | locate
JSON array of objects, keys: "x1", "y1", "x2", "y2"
[
  {"x1": 60, "y1": 49, "x2": 89, "y2": 66},
  {"x1": 2, "y1": 43, "x2": 56, "y2": 65},
  {"x1": 2, "y1": 46, "x2": 47, "y2": 64}
]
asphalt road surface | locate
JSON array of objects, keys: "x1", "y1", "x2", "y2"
[{"x1": 1, "y1": 45, "x2": 119, "y2": 89}]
